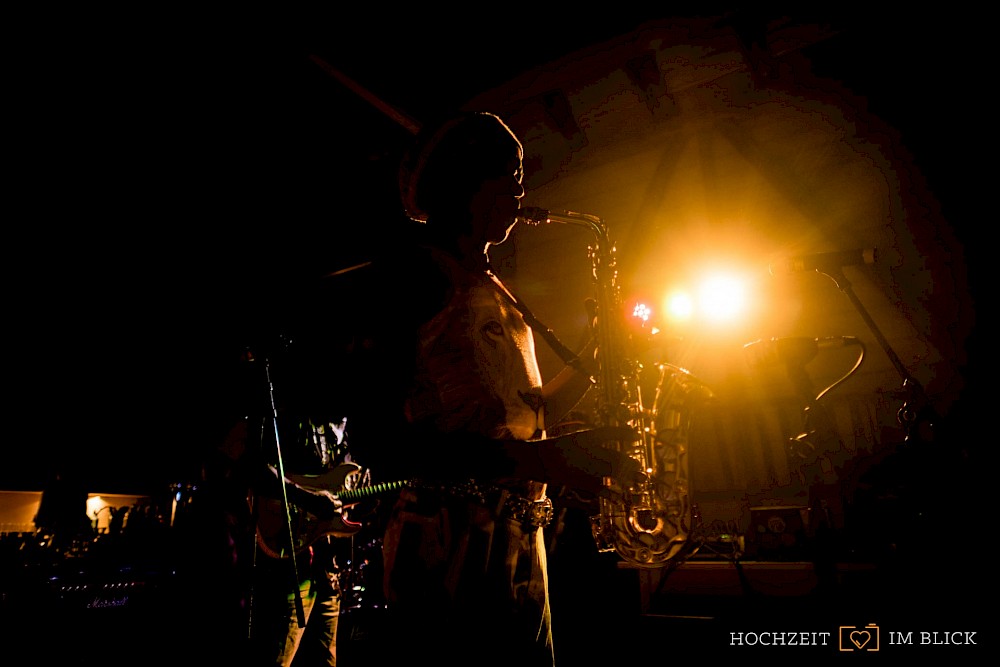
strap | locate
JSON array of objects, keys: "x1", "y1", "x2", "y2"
[{"x1": 485, "y1": 270, "x2": 588, "y2": 373}]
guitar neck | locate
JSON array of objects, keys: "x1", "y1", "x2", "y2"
[{"x1": 336, "y1": 479, "x2": 408, "y2": 503}]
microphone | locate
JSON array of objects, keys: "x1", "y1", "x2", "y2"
[
  {"x1": 770, "y1": 248, "x2": 877, "y2": 276},
  {"x1": 743, "y1": 336, "x2": 861, "y2": 367}
]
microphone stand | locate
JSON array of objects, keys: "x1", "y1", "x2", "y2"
[
  {"x1": 817, "y1": 267, "x2": 945, "y2": 577},
  {"x1": 820, "y1": 266, "x2": 934, "y2": 445},
  {"x1": 264, "y1": 358, "x2": 307, "y2": 628},
  {"x1": 237, "y1": 340, "x2": 309, "y2": 644}
]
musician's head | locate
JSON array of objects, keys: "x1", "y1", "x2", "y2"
[{"x1": 399, "y1": 112, "x2": 524, "y2": 245}]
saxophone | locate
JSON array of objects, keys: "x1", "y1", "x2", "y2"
[{"x1": 517, "y1": 206, "x2": 710, "y2": 568}]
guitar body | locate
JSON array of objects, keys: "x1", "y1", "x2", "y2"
[
  {"x1": 255, "y1": 463, "x2": 364, "y2": 560},
  {"x1": 283, "y1": 462, "x2": 364, "y2": 497},
  {"x1": 256, "y1": 496, "x2": 363, "y2": 559},
  {"x1": 254, "y1": 463, "x2": 407, "y2": 559}
]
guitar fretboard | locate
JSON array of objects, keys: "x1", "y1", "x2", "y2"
[{"x1": 336, "y1": 479, "x2": 408, "y2": 503}]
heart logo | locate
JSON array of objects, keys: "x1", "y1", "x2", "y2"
[{"x1": 850, "y1": 631, "x2": 871, "y2": 649}]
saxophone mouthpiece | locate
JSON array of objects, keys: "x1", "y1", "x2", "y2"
[{"x1": 516, "y1": 206, "x2": 550, "y2": 226}]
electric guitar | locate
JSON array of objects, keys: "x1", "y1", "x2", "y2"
[{"x1": 255, "y1": 462, "x2": 407, "y2": 559}]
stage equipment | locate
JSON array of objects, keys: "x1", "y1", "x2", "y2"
[
  {"x1": 743, "y1": 334, "x2": 867, "y2": 467},
  {"x1": 743, "y1": 334, "x2": 862, "y2": 412},
  {"x1": 240, "y1": 348, "x2": 309, "y2": 627},
  {"x1": 517, "y1": 207, "x2": 713, "y2": 568},
  {"x1": 746, "y1": 505, "x2": 810, "y2": 560},
  {"x1": 771, "y1": 248, "x2": 932, "y2": 444}
]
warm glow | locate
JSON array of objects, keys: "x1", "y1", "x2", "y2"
[
  {"x1": 698, "y1": 274, "x2": 747, "y2": 322},
  {"x1": 652, "y1": 269, "x2": 754, "y2": 332},
  {"x1": 86, "y1": 495, "x2": 108, "y2": 521},
  {"x1": 665, "y1": 291, "x2": 694, "y2": 321}
]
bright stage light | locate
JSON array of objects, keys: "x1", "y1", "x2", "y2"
[
  {"x1": 633, "y1": 302, "x2": 652, "y2": 322},
  {"x1": 665, "y1": 292, "x2": 694, "y2": 321},
  {"x1": 698, "y1": 274, "x2": 746, "y2": 322},
  {"x1": 643, "y1": 268, "x2": 755, "y2": 333}
]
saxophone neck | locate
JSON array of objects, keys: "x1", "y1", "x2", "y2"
[{"x1": 516, "y1": 207, "x2": 608, "y2": 240}]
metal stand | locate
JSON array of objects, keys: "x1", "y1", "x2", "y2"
[
  {"x1": 263, "y1": 359, "x2": 307, "y2": 627},
  {"x1": 820, "y1": 267, "x2": 934, "y2": 444}
]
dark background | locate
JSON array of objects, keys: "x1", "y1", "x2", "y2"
[{"x1": 6, "y1": 8, "x2": 985, "y2": 495}]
